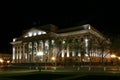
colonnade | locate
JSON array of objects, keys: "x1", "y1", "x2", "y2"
[{"x1": 12, "y1": 35, "x2": 110, "y2": 64}]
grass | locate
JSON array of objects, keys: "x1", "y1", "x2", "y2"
[{"x1": 0, "y1": 70, "x2": 120, "y2": 80}]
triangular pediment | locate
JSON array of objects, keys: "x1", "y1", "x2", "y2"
[{"x1": 23, "y1": 28, "x2": 46, "y2": 38}]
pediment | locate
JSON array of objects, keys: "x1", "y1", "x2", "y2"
[{"x1": 23, "y1": 28, "x2": 46, "y2": 38}]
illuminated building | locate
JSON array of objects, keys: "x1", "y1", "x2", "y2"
[
  {"x1": 10, "y1": 24, "x2": 111, "y2": 64},
  {"x1": 0, "y1": 53, "x2": 12, "y2": 64}
]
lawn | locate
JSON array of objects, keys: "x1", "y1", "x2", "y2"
[{"x1": 0, "y1": 70, "x2": 120, "y2": 80}]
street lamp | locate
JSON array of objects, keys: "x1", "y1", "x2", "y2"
[{"x1": 51, "y1": 56, "x2": 56, "y2": 70}]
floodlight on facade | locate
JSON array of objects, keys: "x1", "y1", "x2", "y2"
[
  {"x1": 118, "y1": 57, "x2": 120, "y2": 60},
  {"x1": 37, "y1": 51, "x2": 43, "y2": 56},
  {"x1": 51, "y1": 56, "x2": 55, "y2": 61},
  {"x1": 7, "y1": 60, "x2": 10, "y2": 64},
  {"x1": 110, "y1": 54, "x2": 116, "y2": 58},
  {"x1": 0, "y1": 58, "x2": 4, "y2": 63}
]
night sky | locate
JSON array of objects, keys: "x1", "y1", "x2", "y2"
[{"x1": 0, "y1": 2, "x2": 120, "y2": 54}]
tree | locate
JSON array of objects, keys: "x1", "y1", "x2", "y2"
[
  {"x1": 110, "y1": 35, "x2": 120, "y2": 56},
  {"x1": 97, "y1": 38, "x2": 111, "y2": 64}
]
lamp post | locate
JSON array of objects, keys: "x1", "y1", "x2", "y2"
[
  {"x1": 36, "y1": 51, "x2": 43, "y2": 71},
  {"x1": 51, "y1": 56, "x2": 56, "y2": 70}
]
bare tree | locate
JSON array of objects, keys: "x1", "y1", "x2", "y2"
[{"x1": 97, "y1": 38, "x2": 111, "y2": 65}]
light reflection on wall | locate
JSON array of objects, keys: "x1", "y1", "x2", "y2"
[
  {"x1": 38, "y1": 32, "x2": 41, "y2": 35},
  {"x1": 16, "y1": 53, "x2": 18, "y2": 59},
  {"x1": 28, "y1": 32, "x2": 32, "y2": 37},
  {"x1": 25, "y1": 53, "x2": 27, "y2": 59},
  {"x1": 78, "y1": 52, "x2": 81, "y2": 56},
  {"x1": 72, "y1": 51, "x2": 75, "y2": 57},
  {"x1": 85, "y1": 38, "x2": 88, "y2": 47},
  {"x1": 33, "y1": 32, "x2": 37, "y2": 36},
  {"x1": 62, "y1": 50, "x2": 64, "y2": 57},
  {"x1": 24, "y1": 30, "x2": 46, "y2": 38},
  {"x1": 67, "y1": 44, "x2": 69, "y2": 57},
  {"x1": 19, "y1": 53, "x2": 21, "y2": 59}
]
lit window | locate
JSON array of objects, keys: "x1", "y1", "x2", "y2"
[{"x1": 62, "y1": 50, "x2": 64, "y2": 57}]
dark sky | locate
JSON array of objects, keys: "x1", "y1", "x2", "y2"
[{"x1": 0, "y1": 2, "x2": 120, "y2": 54}]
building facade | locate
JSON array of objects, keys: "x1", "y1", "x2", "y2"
[
  {"x1": 11, "y1": 24, "x2": 111, "y2": 64},
  {"x1": 0, "y1": 53, "x2": 12, "y2": 64}
]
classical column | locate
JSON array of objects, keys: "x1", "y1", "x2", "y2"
[
  {"x1": 22, "y1": 43, "x2": 24, "y2": 63},
  {"x1": 61, "y1": 39, "x2": 65, "y2": 59},
  {"x1": 67, "y1": 41, "x2": 69, "y2": 58},
  {"x1": 28, "y1": 42, "x2": 32, "y2": 63},
  {"x1": 12, "y1": 45, "x2": 15, "y2": 63},
  {"x1": 44, "y1": 40, "x2": 49, "y2": 63},
  {"x1": 23, "y1": 43, "x2": 27, "y2": 63},
  {"x1": 33, "y1": 41, "x2": 38, "y2": 63},
  {"x1": 55, "y1": 39, "x2": 60, "y2": 64},
  {"x1": 33, "y1": 41, "x2": 40, "y2": 62},
  {"x1": 72, "y1": 39, "x2": 75, "y2": 57},
  {"x1": 17, "y1": 45, "x2": 21, "y2": 63},
  {"x1": 43, "y1": 40, "x2": 45, "y2": 62},
  {"x1": 78, "y1": 38, "x2": 81, "y2": 57},
  {"x1": 49, "y1": 39, "x2": 52, "y2": 62},
  {"x1": 20, "y1": 44, "x2": 23, "y2": 63},
  {"x1": 25, "y1": 43, "x2": 28, "y2": 63},
  {"x1": 37, "y1": 40, "x2": 44, "y2": 63},
  {"x1": 19, "y1": 45, "x2": 22, "y2": 63},
  {"x1": 31, "y1": 42, "x2": 34, "y2": 63}
]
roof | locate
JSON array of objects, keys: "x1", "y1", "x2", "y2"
[
  {"x1": 12, "y1": 24, "x2": 108, "y2": 42},
  {"x1": 57, "y1": 24, "x2": 90, "y2": 33}
]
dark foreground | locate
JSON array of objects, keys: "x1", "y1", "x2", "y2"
[{"x1": 0, "y1": 70, "x2": 120, "y2": 80}]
